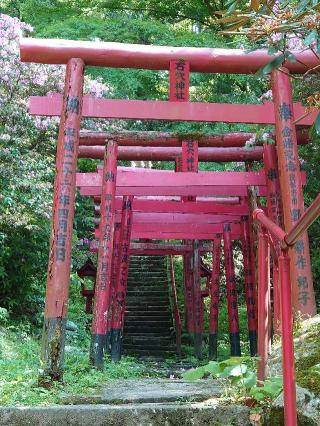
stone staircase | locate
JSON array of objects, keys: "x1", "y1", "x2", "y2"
[{"x1": 123, "y1": 255, "x2": 175, "y2": 358}]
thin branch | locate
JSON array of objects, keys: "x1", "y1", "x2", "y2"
[
  {"x1": 202, "y1": 0, "x2": 217, "y2": 14},
  {"x1": 293, "y1": 111, "x2": 312, "y2": 125},
  {"x1": 99, "y1": 4, "x2": 210, "y2": 27},
  {"x1": 304, "y1": 63, "x2": 320, "y2": 77}
]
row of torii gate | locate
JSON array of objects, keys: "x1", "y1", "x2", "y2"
[{"x1": 20, "y1": 37, "x2": 320, "y2": 426}]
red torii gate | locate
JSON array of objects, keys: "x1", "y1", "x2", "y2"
[
  {"x1": 21, "y1": 36, "x2": 319, "y2": 426},
  {"x1": 77, "y1": 164, "x2": 265, "y2": 360}
]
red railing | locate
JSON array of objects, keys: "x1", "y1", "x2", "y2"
[
  {"x1": 169, "y1": 255, "x2": 182, "y2": 356},
  {"x1": 253, "y1": 192, "x2": 320, "y2": 426}
]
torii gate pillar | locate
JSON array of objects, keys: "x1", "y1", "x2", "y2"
[
  {"x1": 40, "y1": 58, "x2": 84, "y2": 382},
  {"x1": 271, "y1": 69, "x2": 316, "y2": 316}
]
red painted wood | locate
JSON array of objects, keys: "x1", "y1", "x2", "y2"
[
  {"x1": 77, "y1": 170, "x2": 266, "y2": 187},
  {"x1": 78, "y1": 145, "x2": 264, "y2": 161},
  {"x1": 193, "y1": 240, "x2": 203, "y2": 351},
  {"x1": 95, "y1": 225, "x2": 242, "y2": 240},
  {"x1": 110, "y1": 213, "x2": 245, "y2": 224},
  {"x1": 182, "y1": 141, "x2": 198, "y2": 172},
  {"x1": 91, "y1": 142, "x2": 118, "y2": 337},
  {"x1": 278, "y1": 251, "x2": 298, "y2": 426},
  {"x1": 108, "y1": 222, "x2": 122, "y2": 337},
  {"x1": 169, "y1": 255, "x2": 182, "y2": 355},
  {"x1": 257, "y1": 226, "x2": 270, "y2": 382},
  {"x1": 286, "y1": 192, "x2": 320, "y2": 245},
  {"x1": 21, "y1": 37, "x2": 320, "y2": 74},
  {"x1": 183, "y1": 252, "x2": 194, "y2": 333},
  {"x1": 209, "y1": 238, "x2": 221, "y2": 334},
  {"x1": 223, "y1": 224, "x2": 240, "y2": 335},
  {"x1": 272, "y1": 68, "x2": 316, "y2": 316},
  {"x1": 41, "y1": 58, "x2": 84, "y2": 379},
  {"x1": 79, "y1": 130, "x2": 310, "y2": 147},
  {"x1": 128, "y1": 222, "x2": 241, "y2": 233},
  {"x1": 97, "y1": 199, "x2": 249, "y2": 214},
  {"x1": 88, "y1": 241, "x2": 228, "y2": 255},
  {"x1": 241, "y1": 217, "x2": 258, "y2": 335},
  {"x1": 44, "y1": 58, "x2": 84, "y2": 320},
  {"x1": 29, "y1": 95, "x2": 318, "y2": 125},
  {"x1": 113, "y1": 195, "x2": 242, "y2": 204},
  {"x1": 169, "y1": 59, "x2": 189, "y2": 101},
  {"x1": 81, "y1": 185, "x2": 265, "y2": 197},
  {"x1": 112, "y1": 196, "x2": 133, "y2": 332},
  {"x1": 263, "y1": 144, "x2": 284, "y2": 332}
]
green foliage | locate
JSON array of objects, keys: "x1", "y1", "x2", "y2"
[
  {"x1": 0, "y1": 308, "x2": 9, "y2": 326},
  {"x1": 0, "y1": 326, "x2": 145, "y2": 405},
  {"x1": 182, "y1": 356, "x2": 283, "y2": 404}
]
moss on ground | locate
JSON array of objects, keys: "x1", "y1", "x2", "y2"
[
  {"x1": 270, "y1": 315, "x2": 320, "y2": 396},
  {"x1": 295, "y1": 320, "x2": 320, "y2": 395}
]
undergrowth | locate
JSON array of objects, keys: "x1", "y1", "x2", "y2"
[{"x1": 0, "y1": 326, "x2": 145, "y2": 406}]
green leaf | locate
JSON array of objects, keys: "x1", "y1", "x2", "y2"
[
  {"x1": 268, "y1": 46, "x2": 278, "y2": 55},
  {"x1": 303, "y1": 30, "x2": 318, "y2": 47},
  {"x1": 285, "y1": 51, "x2": 297, "y2": 63},
  {"x1": 229, "y1": 364, "x2": 248, "y2": 377},
  {"x1": 262, "y1": 383, "x2": 282, "y2": 396},
  {"x1": 182, "y1": 367, "x2": 205, "y2": 381},
  {"x1": 314, "y1": 112, "x2": 320, "y2": 135},
  {"x1": 226, "y1": 0, "x2": 238, "y2": 14},
  {"x1": 222, "y1": 356, "x2": 250, "y2": 366},
  {"x1": 217, "y1": 366, "x2": 234, "y2": 378},
  {"x1": 252, "y1": 391, "x2": 266, "y2": 401},
  {"x1": 204, "y1": 361, "x2": 222, "y2": 375},
  {"x1": 297, "y1": 0, "x2": 310, "y2": 13},
  {"x1": 256, "y1": 54, "x2": 285, "y2": 76},
  {"x1": 240, "y1": 372, "x2": 257, "y2": 389}
]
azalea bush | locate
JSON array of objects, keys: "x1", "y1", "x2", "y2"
[{"x1": 0, "y1": 14, "x2": 112, "y2": 317}]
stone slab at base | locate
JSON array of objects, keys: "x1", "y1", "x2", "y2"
[{"x1": 0, "y1": 402, "x2": 251, "y2": 426}]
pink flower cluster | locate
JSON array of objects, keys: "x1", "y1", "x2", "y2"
[{"x1": 0, "y1": 14, "x2": 113, "y2": 137}]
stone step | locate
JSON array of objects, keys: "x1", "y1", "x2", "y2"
[
  {"x1": 126, "y1": 298, "x2": 170, "y2": 304},
  {"x1": 124, "y1": 321, "x2": 172, "y2": 328},
  {"x1": 126, "y1": 294, "x2": 170, "y2": 300},
  {"x1": 125, "y1": 311, "x2": 171, "y2": 317},
  {"x1": 123, "y1": 339, "x2": 175, "y2": 351},
  {"x1": 125, "y1": 302, "x2": 170, "y2": 309},
  {"x1": 128, "y1": 265, "x2": 166, "y2": 270},
  {"x1": 128, "y1": 274, "x2": 168, "y2": 280},
  {"x1": 128, "y1": 280, "x2": 168, "y2": 285},
  {"x1": 126, "y1": 304, "x2": 170, "y2": 310},
  {"x1": 122, "y1": 350, "x2": 176, "y2": 357},
  {"x1": 125, "y1": 317, "x2": 173, "y2": 328},
  {"x1": 129, "y1": 256, "x2": 166, "y2": 262},
  {"x1": 126, "y1": 289, "x2": 169, "y2": 295},
  {"x1": 124, "y1": 326, "x2": 173, "y2": 337},
  {"x1": 122, "y1": 343, "x2": 173, "y2": 349},
  {"x1": 129, "y1": 262, "x2": 166, "y2": 266},
  {"x1": 125, "y1": 311, "x2": 170, "y2": 317},
  {"x1": 0, "y1": 403, "x2": 252, "y2": 426},
  {"x1": 124, "y1": 317, "x2": 172, "y2": 323},
  {"x1": 127, "y1": 279, "x2": 168, "y2": 284},
  {"x1": 123, "y1": 325, "x2": 172, "y2": 332},
  {"x1": 125, "y1": 307, "x2": 170, "y2": 313}
]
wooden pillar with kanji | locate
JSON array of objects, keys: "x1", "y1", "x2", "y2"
[
  {"x1": 209, "y1": 236, "x2": 221, "y2": 360},
  {"x1": 110, "y1": 196, "x2": 133, "y2": 361},
  {"x1": 90, "y1": 141, "x2": 118, "y2": 369},
  {"x1": 223, "y1": 223, "x2": 241, "y2": 356},
  {"x1": 263, "y1": 144, "x2": 284, "y2": 332},
  {"x1": 193, "y1": 239, "x2": 202, "y2": 359},
  {"x1": 241, "y1": 215, "x2": 257, "y2": 356},
  {"x1": 271, "y1": 69, "x2": 316, "y2": 316},
  {"x1": 40, "y1": 58, "x2": 84, "y2": 382}
]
